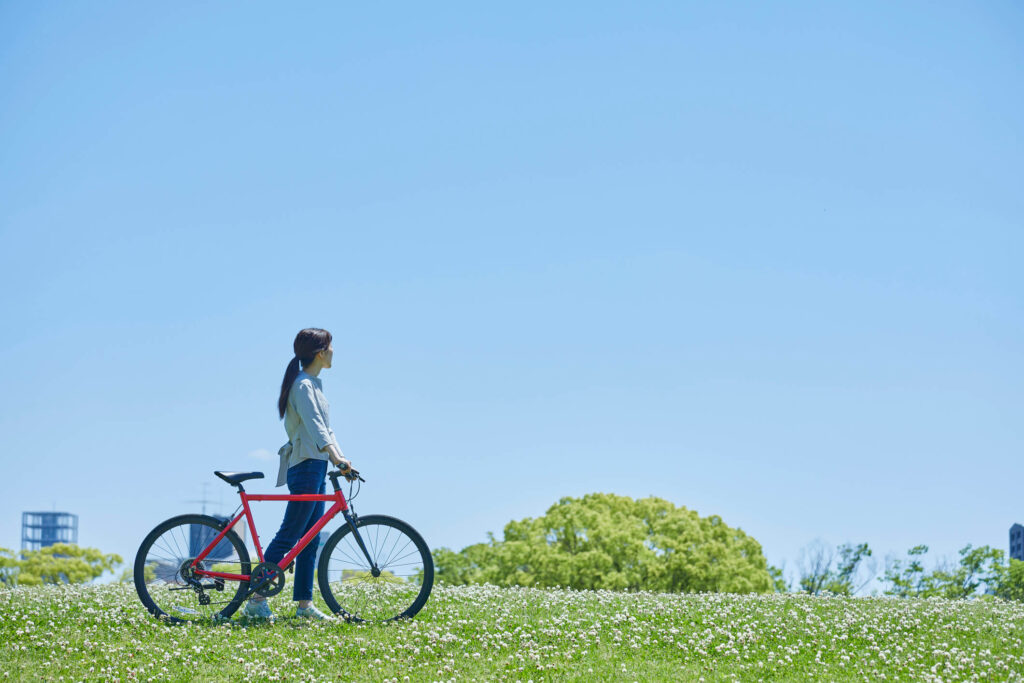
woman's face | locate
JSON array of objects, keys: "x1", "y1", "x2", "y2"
[{"x1": 319, "y1": 343, "x2": 334, "y2": 369}]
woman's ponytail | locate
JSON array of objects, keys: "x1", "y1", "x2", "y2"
[
  {"x1": 278, "y1": 356, "x2": 302, "y2": 419},
  {"x1": 278, "y1": 328, "x2": 333, "y2": 419}
]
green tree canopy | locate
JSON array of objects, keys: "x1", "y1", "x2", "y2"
[
  {"x1": 434, "y1": 493, "x2": 774, "y2": 593},
  {"x1": 0, "y1": 544, "x2": 122, "y2": 587}
]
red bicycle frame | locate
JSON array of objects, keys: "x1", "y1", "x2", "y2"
[{"x1": 188, "y1": 487, "x2": 350, "y2": 582}]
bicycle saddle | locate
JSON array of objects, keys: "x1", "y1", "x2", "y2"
[{"x1": 214, "y1": 471, "x2": 265, "y2": 487}]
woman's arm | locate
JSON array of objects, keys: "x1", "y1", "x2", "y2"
[{"x1": 322, "y1": 443, "x2": 351, "y2": 470}]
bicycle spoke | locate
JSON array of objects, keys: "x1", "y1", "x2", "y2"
[
  {"x1": 381, "y1": 538, "x2": 413, "y2": 569},
  {"x1": 382, "y1": 546, "x2": 421, "y2": 568},
  {"x1": 382, "y1": 560, "x2": 425, "y2": 569},
  {"x1": 334, "y1": 538, "x2": 371, "y2": 568},
  {"x1": 375, "y1": 524, "x2": 391, "y2": 562}
]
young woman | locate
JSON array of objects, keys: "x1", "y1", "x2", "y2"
[{"x1": 244, "y1": 328, "x2": 352, "y2": 621}]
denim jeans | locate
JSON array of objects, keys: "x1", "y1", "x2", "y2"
[{"x1": 264, "y1": 457, "x2": 327, "y2": 602}]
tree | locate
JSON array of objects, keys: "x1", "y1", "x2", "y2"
[
  {"x1": 768, "y1": 564, "x2": 789, "y2": 593},
  {"x1": 797, "y1": 540, "x2": 834, "y2": 595},
  {"x1": 434, "y1": 493, "x2": 774, "y2": 593},
  {"x1": 0, "y1": 547, "x2": 20, "y2": 587},
  {"x1": 797, "y1": 540, "x2": 874, "y2": 595},
  {"x1": 0, "y1": 544, "x2": 122, "y2": 587},
  {"x1": 826, "y1": 543, "x2": 875, "y2": 594},
  {"x1": 994, "y1": 559, "x2": 1024, "y2": 603},
  {"x1": 883, "y1": 544, "x2": 1006, "y2": 599},
  {"x1": 119, "y1": 563, "x2": 156, "y2": 584},
  {"x1": 432, "y1": 546, "x2": 483, "y2": 586},
  {"x1": 930, "y1": 545, "x2": 1004, "y2": 599},
  {"x1": 883, "y1": 545, "x2": 934, "y2": 597}
]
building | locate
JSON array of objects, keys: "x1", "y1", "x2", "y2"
[
  {"x1": 21, "y1": 511, "x2": 78, "y2": 550},
  {"x1": 1011, "y1": 523, "x2": 1024, "y2": 562},
  {"x1": 189, "y1": 514, "x2": 238, "y2": 561}
]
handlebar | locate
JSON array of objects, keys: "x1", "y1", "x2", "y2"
[{"x1": 327, "y1": 467, "x2": 365, "y2": 492}]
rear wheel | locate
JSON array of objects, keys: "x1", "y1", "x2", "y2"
[
  {"x1": 134, "y1": 514, "x2": 251, "y2": 623},
  {"x1": 317, "y1": 514, "x2": 433, "y2": 622}
]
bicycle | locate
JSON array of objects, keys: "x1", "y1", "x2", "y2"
[{"x1": 133, "y1": 467, "x2": 434, "y2": 624}]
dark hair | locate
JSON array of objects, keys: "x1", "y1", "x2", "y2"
[{"x1": 278, "y1": 328, "x2": 332, "y2": 419}]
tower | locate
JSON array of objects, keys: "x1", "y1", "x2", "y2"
[
  {"x1": 21, "y1": 512, "x2": 78, "y2": 550},
  {"x1": 1011, "y1": 523, "x2": 1024, "y2": 562}
]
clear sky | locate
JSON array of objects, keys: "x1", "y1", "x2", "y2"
[{"x1": 1, "y1": 2, "x2": 1021, "y2": 588}]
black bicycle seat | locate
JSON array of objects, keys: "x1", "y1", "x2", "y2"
[{"x1": 214, "y1": 471, "x2": 265, "y2": 487}]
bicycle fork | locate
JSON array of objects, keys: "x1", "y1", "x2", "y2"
[
  {"x1": 330, "y1": 471, "x2": 380, "y2": 576},
  {"x1": 342, "y1": 510, "x2": 383, "y2": 577}
]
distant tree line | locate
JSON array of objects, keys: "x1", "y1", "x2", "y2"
[
  {"x1": 0, "y1": 544, "x2": 122, "y2": 587},
  {"x1": 5, "y1": 509, "x2": 1022, "y2": 605},
  {"x1": 432, "y1": 493, "x2": 1024, "y2": 603},
  {"x1": 789, "y1": 539, "x2": 1024, "y2": 601}
]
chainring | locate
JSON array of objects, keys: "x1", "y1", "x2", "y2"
[{"x1": 250, "y1": 562, "x2": 285, "y2": 597}]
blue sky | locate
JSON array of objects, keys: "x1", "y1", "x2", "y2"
[{"x1": 1, "y1": 1, "x2": 1021, "y2": 588}]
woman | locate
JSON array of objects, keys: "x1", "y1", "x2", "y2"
[{"x1": 244, "y1": 328, "x2": 352, "y2": 621}]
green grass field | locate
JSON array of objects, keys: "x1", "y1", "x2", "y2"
[{"x1": 1, "y1": 583, "x2": 1022, "y2": 681}]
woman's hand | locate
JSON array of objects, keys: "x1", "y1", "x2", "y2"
[{"x1": 324, "y1": 443, "x2": 351, "y2": 471}]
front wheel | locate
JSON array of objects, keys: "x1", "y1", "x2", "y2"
[{"x1": 317, "y1": 514, "x2": 433, "y2": 622}]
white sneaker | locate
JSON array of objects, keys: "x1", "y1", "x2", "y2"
[
  {"x1": 243, "y1": 600, "x2": 275, "y2": 622},
  {"x1": 296, "y1": 605, "x2": 334, "y2": 620}
]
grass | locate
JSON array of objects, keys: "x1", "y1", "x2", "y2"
[{"x1": 1, "y1": 582, "x2": 1023, "y2": 681}]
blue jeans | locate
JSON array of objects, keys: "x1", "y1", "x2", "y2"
[{"x1": 264, "y1": 458, "x2": 327, "y2": 602}]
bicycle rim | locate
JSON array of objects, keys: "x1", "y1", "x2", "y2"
[
  {"x1": 134, "y1": 514, "x2": 250, "y2": 623},
  {"x1": 317, "y1": 514, "x2": 433, "y2": 622}
]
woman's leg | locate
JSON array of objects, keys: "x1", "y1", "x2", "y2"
[
  {"x1": 256, "y1": 459, "x2": 324, "y2": 601},
  {"x1": 291, "y1": 470, "x2": 326, "y2": 603}
]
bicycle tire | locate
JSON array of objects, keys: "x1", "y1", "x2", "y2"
[
  {"x1": 317, "y1": 514, "x2": 433, "y2": 622},
  {"x1": 134, "y1": 514, "x2": 251, "y2": 623}
]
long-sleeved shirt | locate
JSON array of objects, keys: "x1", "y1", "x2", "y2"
[{"x1": 276, "y1": 370, "x2": 342, "y2": 486}]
